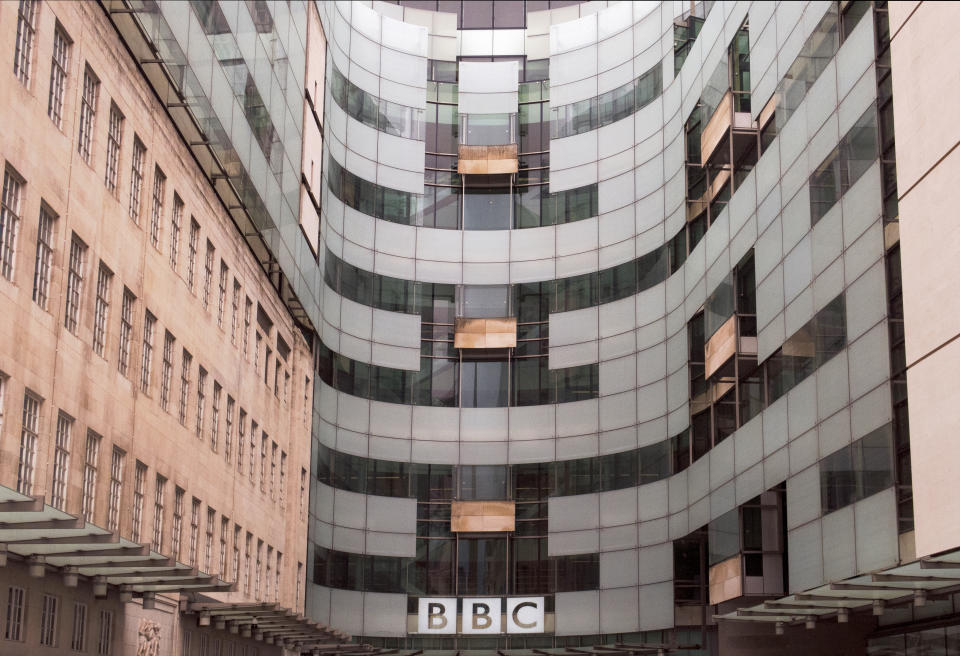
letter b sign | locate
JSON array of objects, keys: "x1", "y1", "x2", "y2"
[
  {"x1": 462, "y1": 598, "x2": 501, "y2": 634},
  {"x1": 417, "y1": 598, "x2": 455, "y2": 634}
]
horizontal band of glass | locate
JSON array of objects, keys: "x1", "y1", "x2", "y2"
[
  {"x1": 315, "y1": 340, "x2": 598, "y2": 408},
  {"x1": 809, "y1": 105, "x2": 878, "y2": 225},
  {"x1": 326, "y1": 155, "x2": 597, "y2": 228},
  {"x1": 311, "y1": 545, "x2": 598, "y2": 596},
  {"x1": 776, "y1": 2, "x2": 867, "y2": 131},
  {"x1": 329, "y1": 61, "x2": 425, "y2": 140},
  {"x1": 820, "y1": 423, "x2": 894, "y2": 514},
  {"x1": 311, "y1": 293, "x2": 847, "y2": 496},
  {"x1": 550, "y1": 64, "x2": 663, "y2": 140}
]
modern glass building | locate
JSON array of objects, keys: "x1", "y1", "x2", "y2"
[{"x1": 4, "y1": 0, "x2": 960, "y2": 655}]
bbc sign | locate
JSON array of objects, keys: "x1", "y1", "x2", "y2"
[{"x1": 417, "y1": 597, "x2": 545, "y2": 634}]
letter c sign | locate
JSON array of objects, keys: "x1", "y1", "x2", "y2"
[{"x1": 506, "y1": 597, "x2": 544, "y2": 633}]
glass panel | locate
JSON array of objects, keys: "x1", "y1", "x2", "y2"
[
  {"x1": 460, "y1": 360, "x2": 509, "y2": 408},
  {"x1": 460, "y1": 285, "x2": 510, "y2": 318},
  {"x1": 457, "y1": 537, "x2": 507, "y2": 595},
  {"x1": 708, "y1": 508, "x2": 740, "y2": 565},
  {"x1": 463, "y1": 184, "x2": 511, "y2": 230},
  {"x1": 463, "y1": 113, "x2": 514, "y2": 146},
  {"x1": 458, "y1": 465, "x2": 508, "y2": 500}
]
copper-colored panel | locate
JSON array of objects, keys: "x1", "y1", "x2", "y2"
[
  {"x1": 704, "y1": 314, "x2": 737, "y2": 379},
  {"x1": 454, "y1": 317, "x2": 517, "y2": 349},
  {"x1": 708, "y1": 554, "x2": 743, "y2": 605},
  {"x1": 457, "y1": 144, "x2": 519, "y2": 175},
  {"x1": 450, "y1": 500, "x2": 516, "y2": 532}
]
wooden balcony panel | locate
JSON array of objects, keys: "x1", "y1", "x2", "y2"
[
  {"x1": 454, "y1": 317, "x2": 517, "y2": 349},
  {"x1": 457, "y1": 143, "x2": 519, "y2": 174},
  {"x1": 709, "y1": 554, "x2": 743, "y2": 605},
  {"x1": 705, "y1": 314, "x2": 737, "y2": 380},
  {"x1": 450, "y1": 500, "x2": 516, "y2": 532}
]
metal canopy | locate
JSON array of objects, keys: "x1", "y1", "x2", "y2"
[
  {"x1": 0, "y1": 485, "x2": 233, "y2": 596},
  {"x1": 714, "y1": 546, "x2": 960, "y2": 629},
  {"x1": 185, "y1": 601, "x2": 350, "y2": 650}
]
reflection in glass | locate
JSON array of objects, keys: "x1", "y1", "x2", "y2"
[{"x1": 457, "y1": 537, "x2": 507, "y2": 595}]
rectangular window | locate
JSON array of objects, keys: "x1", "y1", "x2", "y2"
[
  {"x1": 279, "y1": 451, "x2": 287, "y2": 508},
  {"x1": 196, "y1": 367, "x2": 207, "y2": 438},
  {"x1": 14, "y1": 0, "x2": 37, "y2": 85},
  {"x1": 17, "y1": 392, "x2": 40, "y2": 494},
  {"x1": 244, "y1": 533, "x2": 252, "y2": 594},
  {"x1": 296, "y1": 561, "x2": 302, "y2": 609},
  {"x1": 219, "y1": 516, "x2": 229, "y2": 576},
  {"x1": 299, "y1": 467, "x2": 306, "y2": 520},
  {"x1": 32, "y1": 204, "x2": 55, "y2": 308},
  {"x1": 275, "y1": 552, "x2": 282, "y2": 602},
  {"x1": 210, "y1": 381, "x2": 221, "y2": 450},
  {"x1": 171, "y1": 487, "x2": 185, "y2": 559},
  {"x1": 80, "y1": 431, "x2": 101, "y2": 522},
  {"x1": 224, "y1": 395, "x2": 234, "y2": 462},
  {"x1": 71, "y1": 602, "x2": 87, "y2": 651},
  {"x1": 4, "y1": 586, "x2": 25, "y2": 641},
  {"x1": 152, "y1": 475, "x2": 166, "y2": 551},
  {"x1": 254, "y1": 332, "x2": 262, "y2": 374},
  {"x1": 204, "y1": 507, "x2": 215, "y2": 572},
  {"x1": 265, "y1": 545, "x2": 273, "y2": 599},
  {"x1": 231, "y1": 280, "x2": 240, "y2": 344},
  {"x1": 97, "y1": 610, "x2": 113, "y2": 655},
  {"x1": 237, "y1": 409, "x2": 246, "y2": 474},
  {"x1": 188, "y1": 498, "x2": 201, "y2": 566},
  {"x1": 270, "y1": 442, "x2": 278, "y2": 500},
  {"x1": 255, "y1": 539, "x2": 263, "y2": 598},
  {"x1": 106, "y1": 447, "x2": 124, "y2": 532},
  {"x1": 169, "y1": 194, "x2": 183, "y2": 270},
  {"x1": 249, "y1": 420, "x2": 258, "y2": 482},
  {"x1": 104, "y1": 103, "x2": 123, "y2": 193},
  {"x1": 131, "y1": 461, "x2": 146, "y2": 542},
  {"x1": 1, "y1": 168, "x2": 23, "y2": 282},
  {"x1": 202, "y1": 240, "x2": 214, "y2": 310},
  {"x1": 92, "y1": 263, "x2": 113, "y2": 357},
  {"x1": 264, "y1": 347, "x2": 272, "y2": 386},
  {"x1": 260, "y1": 434, "x2": 268, "y2": 493},
  {"x1": 77, "y1": 66, "x2": 100, "y2": 164},
  {"x1": 149, "y1": 166, "x2": 165, "y2": 249},
  {"x1": 186, "y1": 218, "x2": 199, "y2": 291},
  {"x1": 64, "y1": 234, "x2": 86, "y2": 333},
  {"x1": 40, "y1": 594, "x2": 58, "y2": 646},
  {"x1": 243, "y1": 297, "x2": 252, "y2": 357},
  {"x1": 217, "y1": 261, "x2": 228, "y2": 327},
  {"x1": 48, "y1": 24, "x2": 71, "y2": 126},
  {"x1": 140, "y1": 311, "x2": 156, "y2": 393},
  {"x1": 117, "y1": 288, "x2": 135, "y2": 375},
  {"x1": 160, "y1": 332, "x2": 174, "y2": 410},
  {"x1": 178, "y1": 350, "x2": 192, "y2": 426},
  {"x1": 128, "y1": 137, "x2": 145, "y2": 223},
  {"x1": 232, "y1": 526, "x2": 241, "y2": 582},
  {"x1": 51, "y1": 411, "x2": 73, "y2": 509}
]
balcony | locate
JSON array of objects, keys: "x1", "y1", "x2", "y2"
[{"x1": 700, "y1": 89, "x2": 758, "y2": 169}]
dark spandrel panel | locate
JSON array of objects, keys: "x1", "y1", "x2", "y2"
[
  {"x1": 821, "y1": 441, "x2": 857, "y2": 514},
  {"x1": 554, "y1": 552, "x2": 598, "y2": 593},
  {"x1": 461, "y1": 0, "x2": 494, "y2": 28},
  {"x1": 494, "y1": 1, "x2": 526, "y2": 28}
]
